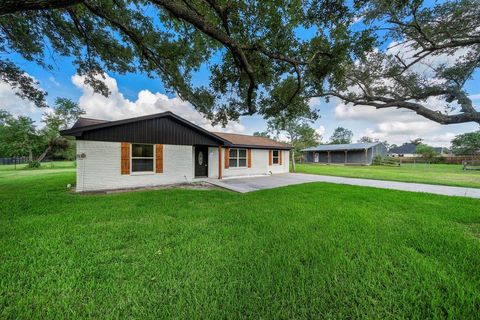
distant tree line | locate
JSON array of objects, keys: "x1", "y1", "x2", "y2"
[{"x1": 0, "y1": 98, "x2": 84, "y2": 166}]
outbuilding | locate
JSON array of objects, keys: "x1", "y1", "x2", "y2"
[
  {"x1": 61, "y1": 112, "x2": 290, "y2": 192},
  {"x1": 301, "y1": 142, "x2": 387, "y2": 165}
]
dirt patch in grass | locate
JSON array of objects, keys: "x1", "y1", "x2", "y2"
[{"x1": 75, "y1": 181, "x2": 221, "y2": 194}]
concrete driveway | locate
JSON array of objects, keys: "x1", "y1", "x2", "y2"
[{"x1": 206, "y1": 173, "x2": 480, "y2": 198}]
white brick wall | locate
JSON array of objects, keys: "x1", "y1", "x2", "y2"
[
  {"x1": 76, "y1": 141, "x2": 193, "y2": 192},
  {"x1": 208, "y1": 148, "x2": 289, "y2": 178},
  {"x1": 76, "y1": 141, "x2": 290, "y2": 191}
]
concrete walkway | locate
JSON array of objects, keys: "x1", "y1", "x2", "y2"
[{"x1": 205, "y1": 173, "x2": 480, "y2": 198}]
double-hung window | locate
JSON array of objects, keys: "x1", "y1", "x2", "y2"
[
  {"x1": 131, "y1": 144, "x2": 154, "y2": 172},
  {"x1": 272, "y1": 150, "x2": 280, "y2": 164},
  {"x1": 229, "y1": 148, "x2": 247, "y2": 168}
]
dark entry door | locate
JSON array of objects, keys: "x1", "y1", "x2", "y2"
[{"x1": 195, "y1": 147, "x2": 208, "y2": 177}]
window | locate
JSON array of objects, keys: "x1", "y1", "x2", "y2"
[
  {"x1": 131, "y1": 144, "x2": 154, "y2": 172},
  {"x1": 229, "y1": 148, "x2": 247, "y2": 168},
  {"x1": 272, "y1": 150, "x2": 280, "y2": 164}
]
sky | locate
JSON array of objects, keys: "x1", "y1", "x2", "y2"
[{"x1": 1, "y1": 6, "x2": 479, "y2": 147}]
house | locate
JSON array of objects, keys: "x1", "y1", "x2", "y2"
[
  {"x1": 60, "y1": 112, "x2": 290, "y2": 192},
  {"x1": 388, "y1": 143, "x2": 449, "y2": 157},
  {"x1": 301, "y1": 142, "x2": 387, "y2": 165},
  {"x1": 388, "y1": 143, "x2": 418, "y2": 157}
]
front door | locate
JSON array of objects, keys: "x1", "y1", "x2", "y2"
[{"x1": 195, "y1": 147, "x2": 208, "y2": 177}]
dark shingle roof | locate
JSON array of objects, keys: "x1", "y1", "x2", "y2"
[
  {"x1": 301, "y1": 142, "x2": 381, "y2": 152},
  {"x1": 388, "y1": 143, "x2": 417, "y2": 154},
  {"x1": 71, "y1": 117, "x2": 110, "y2": 128}
]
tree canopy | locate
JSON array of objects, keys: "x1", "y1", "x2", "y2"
[
  {"x1": 0, "y1": 98, "x2": 84, "y2": 161},
  {"x1": 324, "y1": 0, "x2": 480, "y2": 125},
  {"x1": 451, "y1": 131, "x2": 480, "y2": 155},
  {"x1": 330, "y1": 127, "x2": 353, "y2": 144},
  {"x1": 1, "y1": 0, "x2": 478, "y2": 125},
  {"x1": 0, "y1": 0, "x2": 366, "y2": 125}
]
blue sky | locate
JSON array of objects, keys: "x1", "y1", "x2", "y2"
[{"x1": 1, "y1": 6, "x2": 479, "y2": 147}]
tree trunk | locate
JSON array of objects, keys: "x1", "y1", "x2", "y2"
[
  {"x1": 36, "y1": 146, "x2": 52, "y2": 163},
  {"x1": 291, "y1": 149, "x2": 296, "y2": 172},
  {"x1": 28, "y1": 149, "x2": 33, "y2": 162}
]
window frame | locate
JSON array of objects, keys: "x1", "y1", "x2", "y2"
[
  {"x1": 272, "y1": 150, "x2": 280, "y2": 165},
  {"x1": 130, "y1": 143, "x2": 155, "y2": 174},
  {"x1": 229, "y1": 148, "x2": 248, "y2": 168}
]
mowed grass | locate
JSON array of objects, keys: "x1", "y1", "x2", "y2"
[
  {"x1": 1, "y1": 165, "x2": 480, "y2": 319},
  {"x1": 296, "y1": 163, "x2": 480, "y2": 188}
]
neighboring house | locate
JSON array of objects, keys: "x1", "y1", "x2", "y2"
[
  {"x1": 301, "y1": 142, "x2": 387, "y2": 165},
  {"x1": 388, "y1": 143, "x2": 418, "y2": 157},
  {"x1": 388, "y1": 143, "x2": 449, "y2": 157},
  {"x1": 60, "y1": 112, "x2": 290, "y2": 192}
]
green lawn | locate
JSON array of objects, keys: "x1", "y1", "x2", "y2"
[
  {"x1": 295, "y1": 163, "x2": 480, "y2": 188},
  {"x1": 1, "y1": 164, "x2": 480, "y2": 318}
]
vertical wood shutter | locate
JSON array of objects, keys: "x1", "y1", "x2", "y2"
[
  {"x1": 155, "y1": 144, "x2": 163, "y2": 173},
  {"x1": 224, "y1": 147, "x2": 229, "y2": 168},
  {"x1": 268, "y1": 150, "x2": 273, "y2": 166},
  {"x1": 247, "y1": 149, "x2": 252, "y2": 168},
  {"x1": 121, "y1": 142, "x2": 130, "y2": 175},
  {"x1": 279, "y1": 150, "x2": 283, "y2": 165}
]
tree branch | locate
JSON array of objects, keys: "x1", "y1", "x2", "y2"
[{"x1": 0, "y1": 0, "x2": 83, "y2": 15}]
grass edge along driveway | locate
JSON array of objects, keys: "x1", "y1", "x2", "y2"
[{"x1": 295, "y1": 163, "x2": 480, "y2": 189}]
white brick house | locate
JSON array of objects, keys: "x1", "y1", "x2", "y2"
[{"x1": 61, "y1": 112, "x2": 290, "y2": 192}]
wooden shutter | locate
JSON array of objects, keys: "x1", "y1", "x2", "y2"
[
  {"x1": 268, "y1": 150, "x2": 273, "y2": 166},
  {"x1": 121, "y1": 142, "x2": 130, "y2": 175},
  {"x1": 155, "y1": 144, "x2": 163, "y2": 173},
  {"x1": 247, "y1": 149, "x2": 252, "y2": 168},
  {"x1": 279, "y1": 150, "x2": 282, "y2": 165},
  {"x1": 224, "y1": 147, "x2": 229, "y2": 169}
]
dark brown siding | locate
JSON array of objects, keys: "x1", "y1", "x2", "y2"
[{"x1": 79, "y1": 117, "x2": 220, "y2": 146}]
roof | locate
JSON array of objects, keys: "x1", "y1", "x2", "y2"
[
  {"x1": 71, "y1": 117, "x2": 109, "y2": 129},
  {"x1": 213, "y1": 132, "x2": 290, "y2": 149},
  {"x1": 301, "y1": 142, "x2": 382, "y2": 152},
  {"x1": 61, "y1": 112, "x2": 290, "y2": 149},
  {"x1": 388, "y1": 143, "x2": 417, "y2": 154}
]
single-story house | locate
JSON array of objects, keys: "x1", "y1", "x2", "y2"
[
  {"x1": 301, "y1": 142, "x2": 387, "y2": 165},
  {"x1": 388, "y1": 143, "x2": 449, "y2": 157},
  {"x1": 60, "y1": 112, "x2": 290, "y2": 192}
]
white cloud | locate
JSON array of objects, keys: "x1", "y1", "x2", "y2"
[
  {"x1": 331, "y1": 96, "x2": 477, "y2": 147},
  {"x1": 0, "y1": 80, "x2": 39, "y2": 117},
  {"x1": 315, "y1": 125, "x2": 325, "y2": 139},
  {"x1": 469, "y1": 93, "x2": 480, "y2": 101},
  {"x1": 71, "y1": 74, "x2": 245, "y2": 133},
  {"x1": 48, "y1": 76, "x2": 60, "y2": 87}
]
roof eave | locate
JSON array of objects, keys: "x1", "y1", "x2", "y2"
[{"x1": 227, "y1": 143, "x2": 292, "y2": 150}]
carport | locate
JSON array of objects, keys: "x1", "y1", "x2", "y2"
[{"x1": 301, "y1": 142, "x2": 387, "y2": 165}]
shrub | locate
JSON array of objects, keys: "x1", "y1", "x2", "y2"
[
  {"x1": 373, "y1": 155, "x2": 383, "y2": 165},
  {"x1": 27, "y1": 160, "x2": 41, "y2": 169}
]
